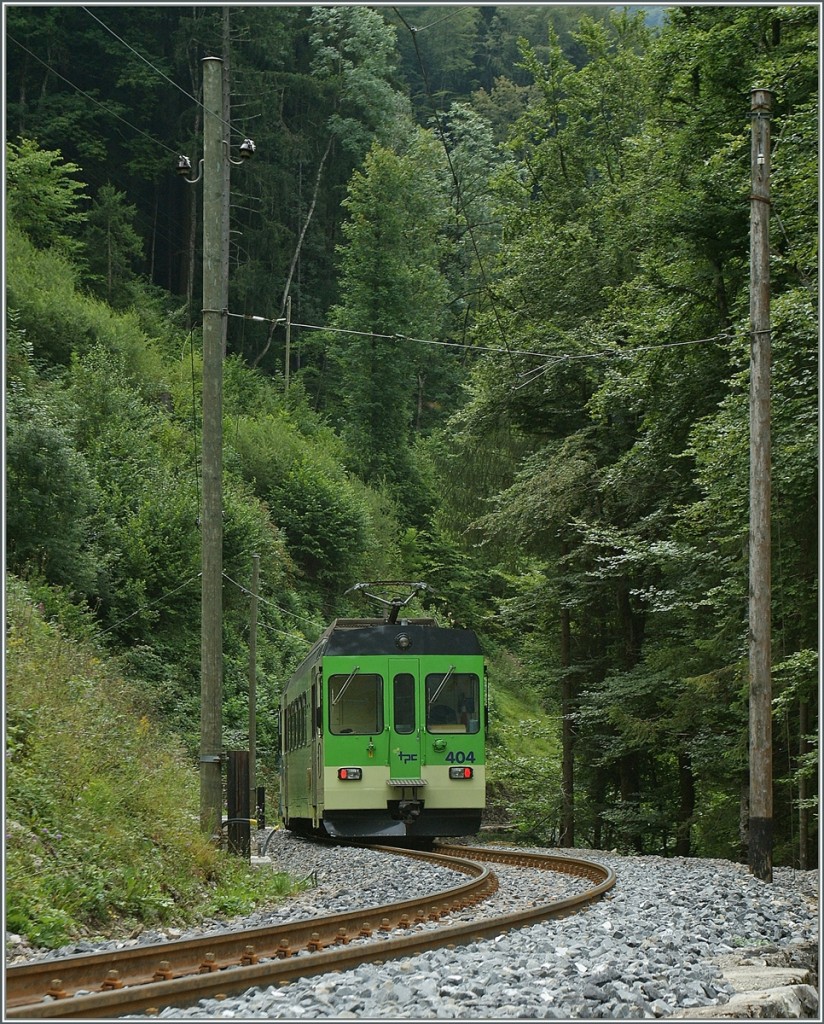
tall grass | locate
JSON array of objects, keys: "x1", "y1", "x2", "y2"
[{"x1": 5, "y1": 577, "x2": 298, "y2": 948}]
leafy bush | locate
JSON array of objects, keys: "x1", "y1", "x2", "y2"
[
  {"x1": 230, "y1": 414, "x2": 370, "y2": 590},
  {"x1": 6, "y1": 228, "x2": 94, "y2": 365},
  {"x1": 484, "y1": 651, "x2": 562, "y2": 844},
  {"x1": 6, "y1": 387, "x2": 102, "y2": 593}
]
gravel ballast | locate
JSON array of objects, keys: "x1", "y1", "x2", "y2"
[{"x1": 9, "y1": 832, "x2": 818, "y2": 1019}]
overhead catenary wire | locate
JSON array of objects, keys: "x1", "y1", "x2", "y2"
[
  {"x1": 80, "y1": 6, "x2": 248, "y2": 142},
  {"x1": 6, "y1": 33, "x2": 180, "y2": 158},
  {"x1": 11, "y1": 17, "x2": 751, "y2": 381},
  {"x1": 221, "y1": 572, "x2": 323, "y2": 631},
  {"x1": 96, "y1": 573, "x2": 202, "y2": 636},
  {"x1": 512, "y1": 330, "x2": 735, "y2": 390},
  {"x1": 7, "y1": 30, "x2": 203, "y2": 274},
  {"x1": 257, "y1": 619, "x2": 312, "y2": 648},
  {"x1": 405, "y1": 6, "x2": 475, "y2": 35},
  {"x1": 226, "y1": 309, "x2": 736, "y2": 369},
  {"x1": 92, "y1": 570, "x2": 312, "y2": 646},
  {"x1": 231, "y1": 313, "x2": 552, "y2": 360}
]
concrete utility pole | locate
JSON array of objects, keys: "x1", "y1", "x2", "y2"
[
  {"x1": 284, "y1": 295, "x2": 292, "y2": 392},
  {"x1": 748, "y1": 86, "x2": 774, "y2": 883},
  {"x1": 248, "y1": 553, "x2": 260, "y2": 819},
  {"x1": 221, "y1": 13, "x2": 232, "y2": 354},
  {"x1": 200, "y1": 55, "x2": 226, "y2": 836}
]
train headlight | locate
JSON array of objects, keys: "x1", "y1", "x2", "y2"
[
  {"x1": 337, "y1": 767, "x2": 362, "y2": 781},
  {"x1": 449, "y1": 766, "x2": 473, "y2": 780}
]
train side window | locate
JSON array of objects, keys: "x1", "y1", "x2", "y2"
[
  {"x1": 393, "y1": 673, "x2": 415, "y2": 734},
  {"x1": 285, "y1": 693, "x2": 309, "y2": 751},
  {"x1": 426, "y1": 673, "x2": 480, "y2": 734},
  {"x1": 329, "y1": 673, "x2": 384, "y2": 735}
]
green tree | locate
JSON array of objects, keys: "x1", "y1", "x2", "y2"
[
  {"x1": 6, "y1": 139, "x2": 88, "y2": 258},
  {"x1": 434, "y1": 4, "x2": 818, "y2": 859},
  {"x1": 308, "y1": 5, "x2": 409, "y2": 155},
  {"x1": 83, "y1": 183, "x2": 145, "y2": 308},
  {"x1": 321, "y1": 129, "x2": 451, "y2": 513}
]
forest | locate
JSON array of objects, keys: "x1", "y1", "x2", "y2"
[{"x1": 5, "y1": 0, "x2": 819, "y2": 896}]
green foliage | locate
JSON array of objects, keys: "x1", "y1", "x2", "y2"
[
  {"x1": 5, "y1": 138, "x2": 88, "y2": 258},
  {"x1": 6, "y1": 381, "x2": 102, "y2": 593},
  {"x1": 484, "y1": 650, "x2": 562, "y2": 844},
  {"x1": 322, "y1": 130, "x2": 452, "y2": 514},
  {"x1": 229, "y1": 413, "x2": 370, "y2": 592},
  {"x1": 7, "y1": 224, "x2": 171, "y2": 373},
  {"x1": 82, "y1": 183, "x2": 145, "y2": 308},
  {"x1": 6, "y1": 227, "x2": 91, "y2": 365},
  {"x1": 432, "y1": 4, "x2": 818, "y2": 863},
  {"x1": 309, "y1": 5, "x2": 409, "y2": 154},
  {"x1": 3, "y1": 4, "x2": 818, "y2": 873},
  {"x1": 5, "y1": 580, "x2": 298, "y2": 948}
]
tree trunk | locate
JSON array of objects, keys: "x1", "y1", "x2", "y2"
[
  {"x1": 106, "y1": 218, "x2": 114, "y2": 303},
  {"x1": 559, "y1": 605, "x2": 574, "y2": 847},
  {"x1": 798, "y1": 699, "x2": 809, "y2": 869},
  {"x1": 739, "y1": 778, "x2": 749, "y2": 862},
  {"x1": 619, "y1": 753, "x2": 644, "y2": 853},
  {"x1": 149, "y1": 189, "x2": 157, "y2": 283},
  {"x1": 592, "y1": 769, "x2": 606, "y2": 850},
  {"x1": 674, "y1": 749, "x2": 695, "y2": 856},
  {"x1": 617, "y1": 584, "x2": 645, "y2": 668}
]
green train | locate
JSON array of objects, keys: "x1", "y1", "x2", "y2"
[{"x1": 278, "y1": 583, "x2": 486, "y2": 838}]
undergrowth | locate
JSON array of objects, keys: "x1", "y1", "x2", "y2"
[
  {"x1": 5, "y1": 577, "x2": 299, "y2": 949},
  {"x1": 484, "y1": 649, "x2": 562, "y2": 845}
]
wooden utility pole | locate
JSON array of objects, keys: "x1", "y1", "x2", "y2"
[
  {"x1": 748, "y1": 86, "x2": 774, "y2": 883},
  {"x1": 200, "y1": 56, "x2": 226, "y2": 836},
  {"x1": 248, "y1": 553, "x2": 260, "y2": 819},
  {"x1": 227, "y1": 750, "x2": 250, "y2": 858}
]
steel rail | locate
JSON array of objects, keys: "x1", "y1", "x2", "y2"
[
  {"x1": 436, "y1": 842, "x2": 614, "y2": 885},
  {"x1": 6, "y1": 845, "x2": 615, "y2": 1019},
  {"x1": 5, "y1": 847, "x2": 493, "y2": 1017}
]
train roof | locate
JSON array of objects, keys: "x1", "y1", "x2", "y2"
[
  {"x1": 321, "y1": 619, "x2": 482, "y2": 657},
  {"x1": 286, "y1": 619, "x2": 483, "y2": 685}
]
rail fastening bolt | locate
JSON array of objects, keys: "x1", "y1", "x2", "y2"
[{"x1": 199, "y1": 953, "x2": 219, "y2": 973}]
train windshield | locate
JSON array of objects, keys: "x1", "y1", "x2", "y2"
[
  {"x1": 329, "y1": 673, "x2": 384, "y2": 735},
  {"x1": 425, "y1": 673, "x2": 480, "y2": 734}
]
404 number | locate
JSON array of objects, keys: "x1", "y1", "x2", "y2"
[{"x1": 445, "y1": 750, "x2": 476, "y2": 764}]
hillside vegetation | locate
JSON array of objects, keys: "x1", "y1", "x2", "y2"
[
  {"x1": 5, "y1": 4, "x2": 818, "y2": 945},
  {"x1": 5, "y1": 578, "x2": 299, "y2": 947}
]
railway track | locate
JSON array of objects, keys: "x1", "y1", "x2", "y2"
[{"x1": 6, "y1": 841, "x2": 616, "y2": 1019}]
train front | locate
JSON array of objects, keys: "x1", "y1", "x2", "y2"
[{"x1": 321, "y1": 620, "x2": 486, "y2": 838}]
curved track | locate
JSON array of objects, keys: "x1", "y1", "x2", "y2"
[{"x1": 6, "y1": 842, "x2": 615, "y2": 1019}]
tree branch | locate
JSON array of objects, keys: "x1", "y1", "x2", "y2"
[{"x1": 252, "y1": 135, "x2": 334, "y2": 369}]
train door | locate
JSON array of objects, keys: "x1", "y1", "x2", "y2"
[
  {"x1": 278, "y1": 705, "x2": 287, "y2": 823},
  {"x1": 388, "y1": 659, "x2": 422, "y2": 781},
  {"x1": 310, "y1": 670, "x2": 322, "y2": 824}
]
